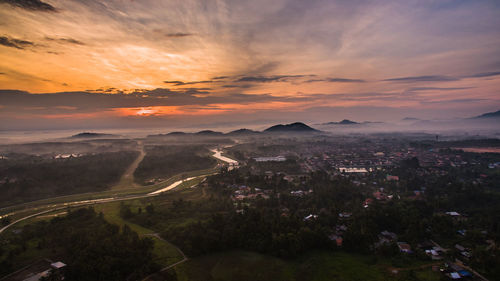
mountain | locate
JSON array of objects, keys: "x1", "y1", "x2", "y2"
[
  {"x1": 166, "y1": 131, "x2": 187, "y2": 136},
  {"x1": 264, "y1": 122, "x2": 318, "y2": 133},
  {"x1": 195, "y1": 130, "x2": 224, "y2": 136},
  {"x1": 474, "y1": 110, "x2": 500, "y2": 119},
  {"x1": 323, "y1": 119, "x2": 359, "y2": 125},
  {"x1": 226, "y1": 128, "x2": 260, "y2": 136},
  {"x1": 402, "y1": 117, "x2": 421, "y2": 121},
  {"x1": 70, "y1": 132, "x2": 115, "y2": 138}
]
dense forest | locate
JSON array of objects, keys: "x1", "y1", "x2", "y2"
[
  {"x1": 0, "y1": 151, "x2": 138, "y2": 206},
  {"x1": 0, "y1": 207, "x2": 158, "y2": 280},
  {"x1": 134, "y1": 145, "x2": 216, "y2": 184},
  {"x1": 126, "y1": 164, "x2": 500, "y2": 280}
]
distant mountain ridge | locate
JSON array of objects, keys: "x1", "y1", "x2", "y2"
[
  {"x1": 264, "y1": 122, "x2": 319, "y2": 133},
  {"x1": 195, "y1": 130, "x2": 224, "y2": 136},
  {"x1": 146, "y1": 122, "x2": 319, "y2": 138},
  {"x1": 402, "y1": 117, "x2": 421, "y2": 121},
  {"x1": 323, "y1": 119, "x2": 359, "y2": 125},
  {"x1": 474, "y1": 109, "x2": 500, "y2": 119},
  {"x1": 70, "y1": 132, "x2": 115, "y2": 138},
  {"x1": 226, "y1": 128, "x2": 260, "y2": 136}
]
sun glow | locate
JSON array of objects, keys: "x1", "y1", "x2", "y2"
[{"x1": 135, "y1": 108, "x2": 156, "y2": 116}]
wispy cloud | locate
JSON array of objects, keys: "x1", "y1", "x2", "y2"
[
  {"x1": 45, "y1": 37, "x2": 85, "y2": 45},
  {"x1": 0, "y1": 35, "x2": 34, "y2": 49},
  {"x1": 0, "y1": 0, "x2": 56, "y2": 12},
  {"x1": 407, "y1": 87, "x2": 475, "y2": 92},
  {"x1": 464, "y1": 71, "x2": 500, "y2": 78},
  {"x1": 163, "y1": 80, "x2": 213, "y2": 86},
  {"x1": 382, "y1": 75, "x2": 460, "y2": 82},
  {"x1": 165, "y1": 32, "x2": 194, "y2": 38},
  {"x1": 235, "y1": 75, "x2": 306, "y2": 83},
  {"x1": 306, "y1": 78, "x2": 365, "y2": 83}
]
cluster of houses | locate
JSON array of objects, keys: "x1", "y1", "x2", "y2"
[
  {"x1": 290, "y1": 189, "x2": 313, "y2": 197},
  {"x1": 231, "y1": 185, "x2": 271, "y2": 201},
  {"x1": 254, "y1": 156, "x2": 287, "y2": 162},
  {"x1": 327, "y1": 212, "x2": 352, "y2": 247},
  {"x1": 54, "y1": 153, "x2": 83, "y2": 159},
  {"x1": 3, "y1": 260, "x2": 66, "y2": 281}
]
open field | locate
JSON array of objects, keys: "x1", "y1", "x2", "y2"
[
  {"x1": 92, "y1": 201, "x2": 184, "y2": 267},
  {"x1": 0, "y1": 174, "x2": 213, "y2": 271},
  {"x1": 164, "y1": 251, "x2": 441, "y2": 281}
]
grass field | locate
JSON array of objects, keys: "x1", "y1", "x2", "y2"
[
  {"x1": 165, "y1": 250, "x2": 441, "y2": 281},
  {"x1": 3, "y1": 198, "x2": 186, "y2": 270},
  {"x1": 91, "y1": 200, "x2": 185, "y2": 267}
]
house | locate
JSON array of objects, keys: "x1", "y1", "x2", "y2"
[
  {"x1": 455, "y1": 244, "x2": 466, "y2": 251},
  {"x1": 339, "y1": 167, "x2": 368, "y2": 173},
  {"x1": 425, "y1": 249, "x2": 443, "y2": 260},
  {"x1": 338, "y1": 212, "x2": 352, "y2": 219},
  {"x1": 303, "y1": 214, "x2": 318, "y2": 221},
  {"x1": 397, "y1": 242, "x2": 412, "y2": 253},
  {"x1": 386, "y1": 175, "x2": 399, "y2": 181},
  {"x1": 51, "y1": 261, "x2": 66, "y2": 269},
  {"x1": 458, "y1": 270, "x2": 472, "y2": 278},
  {"x1": 373, "y1": 191, "x2": 385, "y2": 200},
  {"x1": 328, "y1": 234, "x2": 343, "y2": 246},
  {"x1": 254, "y1": 156, "x2": 286, "y2": 162},
  {"x1": 380, "y1": 230, "x2": 397, "y2": 241},
  {"x1": 363, "y1": 198, "x2": 373, "y2": 208},
  {"x1": 460, "y1": 251, "x2": 472, "y2": 259},
  {"x1": 375, "y1": 231, "x2": 398, "y2": 248},
  {"x1": 19, "y1": 260, "x2": 66, "y2": 281}
]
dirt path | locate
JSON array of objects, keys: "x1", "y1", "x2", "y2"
[
  {"x1": 113, "y1": 141, "x2": 146, "y2": 190},
  {"x1": 141, "y1": 233, "x2": 189, "y2": 281}
]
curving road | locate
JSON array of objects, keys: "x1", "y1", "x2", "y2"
[{"x1": 0, "y1": 148, "x2": 238, "y2": 234}]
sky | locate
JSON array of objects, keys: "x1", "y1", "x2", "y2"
[{"x1": 0, "y1": 0, "x2": 499, "y2": 130}]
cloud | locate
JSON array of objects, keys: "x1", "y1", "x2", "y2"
[
  {"x1": 45, "y1": 37, "x2": 85, "y2": 45},
  {"x1": 327, "y1": 78, "x2": 365, "y2": 83},
  {"x1": 165, "y1": 33, "x2": 194, "y2": 38},
  {"x1": 163, "y1": 80, "x2": 213, "y2": 86},
  {"x1": 0, "y1": 35, "x2": 34, "y2": 49},
  {"x1": 407, "y1": 87, "x2": 475, "y2": 92},
  {"x1": 0, "y1": 88, "x2": 310, "y2": 112},
  {"x1": 421, "y1": 98, "x2": 487, "y2": 105},
  {"x1": 212, "y1": 76, "x2": 229, "y2": 80},
  {"x1": 382, "y1": 75, "x2": 460, "y2": 82},
  {"x1": 464, "y1": 71, "x2": 500, "y2": 78},
  {"x1": 0, "y1": 0, "x2": 56, "y2": 12},
  {"x1": 221, "y1": 84, "x2": 253, "y2": 89},
  {"x1": 304, "y1": 78, "x2": 365, "y2": 83},
  {"x1": 235, "y1": 75, "x2": 305, "y2": 83}
]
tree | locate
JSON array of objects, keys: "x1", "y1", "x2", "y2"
[{"x1": 146, "y1": 204, "x2": 155, "y2": 214}]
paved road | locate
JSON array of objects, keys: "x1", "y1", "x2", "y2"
[
  {"x1": 148, "y1": 175, "x2": 209, "y2": 195},
  {"x1": 211, "y1": 149, "x2": 238, "y2": 165},
  {"x1": 0, "y1": 147, "x2": 240, "y2": 280},
  {"x1": 0, "y1": 148, "x2": 238, "y2": 234}
]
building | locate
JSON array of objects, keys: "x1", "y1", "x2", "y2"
[{"x1": 254, "y1": 156, "x2": 286, "y2": 162}]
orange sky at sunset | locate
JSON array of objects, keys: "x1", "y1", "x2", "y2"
[{"x1": 1, "y1": 0, "x2": 500, "y2": 130}]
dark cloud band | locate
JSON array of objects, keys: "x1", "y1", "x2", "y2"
[
  {"x1": 0, "y1": 36, "x2": 34, "y2": 50},
  {"x1": 0, "y1": 0, "x2": 56, "y2": 12}
]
